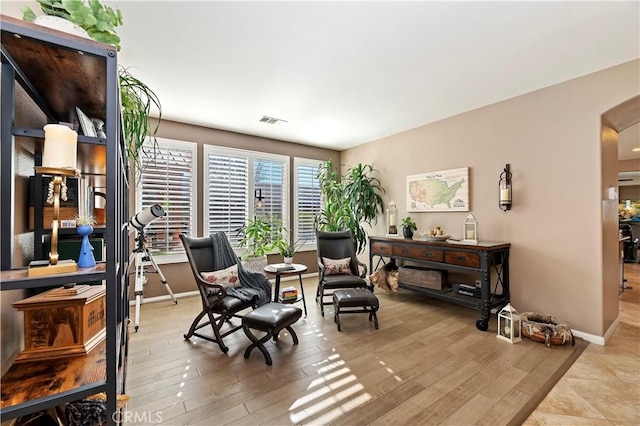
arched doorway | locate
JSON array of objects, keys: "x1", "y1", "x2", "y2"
[{"x1": 601, "y1": 95, "x2": 640, "y2": 337}]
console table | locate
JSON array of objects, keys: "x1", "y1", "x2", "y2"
[{"x1": 369, "y1": 236, "x2": 511, "y2": 330}]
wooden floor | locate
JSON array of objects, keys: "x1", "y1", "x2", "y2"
[{"x1": 126, "y1": 277, "x2": 596, "y2": 425}]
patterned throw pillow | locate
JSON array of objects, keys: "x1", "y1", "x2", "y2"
[
  {"x1": 322, "y1": 257, "x2": 352, "y2": 276},
  {"x1": 200, "y1": 264, "x2": 240, "y2": 288}
]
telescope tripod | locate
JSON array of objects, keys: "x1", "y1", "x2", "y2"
[{"x1": 129, "y1": 228, "x2": 177, "y2": 332}]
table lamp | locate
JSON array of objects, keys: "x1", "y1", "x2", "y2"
[{"x1": 28, "y1": 124, "x2": 81, "y2": 277}]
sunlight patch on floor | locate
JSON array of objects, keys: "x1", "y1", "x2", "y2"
[{"x1": 288, "y1": 353, "x2": 373, "y2": 424}]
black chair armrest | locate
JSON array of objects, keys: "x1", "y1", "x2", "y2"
[
  {"x1": 197, "y1": 276, "x2": 227, "y2": 300},
  {"x1": 318, "y1": 260, "x2": 326, "y2": 281},
  {"x1": 355, "y1": 258, "x2": 368, "y2": 278}
]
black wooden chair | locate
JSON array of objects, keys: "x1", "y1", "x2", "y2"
[
  {"x1": 180, "y1": 233, "x2": 264, "y2": 353},
  {"x1": 315, "y1": 230, "x2": 369, "y2": 316}
]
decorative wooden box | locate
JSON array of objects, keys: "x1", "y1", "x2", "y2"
[
  {"x1": 12, "y1": 285, "x2": 106, "y2": 363},
  {"x1": 399, "y1": 266, "x2": 448, "y2": 290}
]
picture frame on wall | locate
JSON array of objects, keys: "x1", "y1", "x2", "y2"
[
  {"x1": 406, "y1": 167, "x2": 470, "y2": 212},
  {"x1": 75, "y1": 106, "x2": 96, "y2": 137}
]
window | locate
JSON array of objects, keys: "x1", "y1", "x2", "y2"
[
  {"x1": 294, "y1": 158, "x2": 322, "y2": 249},
  {"x1": 204, "y1": 146, "x2": 288, "y2": 247},
  {"x1": 136, "y1": 138, "x2": 197, "y2": 263}
]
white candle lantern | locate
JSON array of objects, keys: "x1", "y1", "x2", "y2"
[
  {"x1": 386, "y1": 201, "x2": 398, "y2": 236},
  {"x1": 29, "y1": 124, "x2": 80, "y2": 275},
  {"x1": 462, "y1": 214, "x2": 478, "y2": 244},
  {"x1": 497, "y1": 303, "x2": 522, "y2": 344},
  {"x1": 42, "y1": 124, "x2": 78, "y2": 170}
]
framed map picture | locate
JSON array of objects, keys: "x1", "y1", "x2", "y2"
[{"x1": 407, "y1": 167, "x2": 469, "y2": 212}]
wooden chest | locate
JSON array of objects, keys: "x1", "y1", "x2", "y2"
[
  {"x1": 12, "y1": 285, "x2": 106, "y2": 363},
  {"x1": 399, "y1": 266, "x2": 448, "y2": 290}
]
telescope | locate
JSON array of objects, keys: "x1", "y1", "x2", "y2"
[
  {"x1": 128, "y1": 203, "x2": 176, "y2": 331},
  {"x1": 129, "y1": 204, "x2": 165, "y2": 230}
]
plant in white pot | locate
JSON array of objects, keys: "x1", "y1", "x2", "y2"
[
  {"x1": 236, "y1": 216, "x2": 285, "y2": 274},
  {"x1": 276, "y1": 238, "x2": 305, "y2": 264},
  {"x1": 21, "y1": 0, "x2": 162, "y2": 178},
  {"x1": 21, "y1": 0, "x2": 123, "y2": 49}
]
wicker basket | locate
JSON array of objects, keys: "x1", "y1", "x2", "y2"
[{"x1": 520, "y1": 312, "x2": 574, "y2": 347}]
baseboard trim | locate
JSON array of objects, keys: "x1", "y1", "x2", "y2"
[
  {"x1": 130, "y1": 290, "x2": 199, "y2": 306},
  {"x1": 129, "y1": 272, "x2": 319, "y2": 306},
  {"x1": 572, "y1": 326, "x2": 612, "y2": 346}
]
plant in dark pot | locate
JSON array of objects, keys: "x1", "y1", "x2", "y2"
[{"x1": 401, "y1": 217, "x2": 417, "y2": 239}]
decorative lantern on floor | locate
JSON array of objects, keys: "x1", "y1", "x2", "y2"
[
  {"x1": 462, "y1": 214, "x2": 478, "y2": 244},
  {"x1": 497, "y1": 303, "x2": 522, "y2": 344},
  {"x1": 386, "y1": 201, "x2": 398, "y2": 236}
]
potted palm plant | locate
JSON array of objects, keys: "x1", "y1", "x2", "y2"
[{"x1": 315, "y1": 160, "x2": 385, "y2": 254}]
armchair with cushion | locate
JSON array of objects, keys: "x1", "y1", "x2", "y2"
[
  {"x1": 316, "y1": 230, "x2": 369, "y2": 316},
  {"x1": 179, "y1": 232, "x2": 272, "y2": 353}
]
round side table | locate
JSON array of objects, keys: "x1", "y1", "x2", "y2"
[{"x1": 264, "y1": 263, "x2": 308, "y2": 317}]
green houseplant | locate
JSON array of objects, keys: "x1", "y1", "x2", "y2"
[
  {"x1": 119, "y1": 66, "x2": 162, "y2": 178},
  {"x1": 21, "y1": 0, "x2": 161, "y2": 178},
  {"x1": 316, "y1": 159, "x2": 385, "y2": 254},
  {"x1": 237, "y1": 217, "x2": 287, "y2": 256},
  {"x1": 21, "y1": 0, "x2": 123, "y2": 50},
  {"x1": 237, "y1": 216, "x2": 286, "y2": 273},
  {"x1": 401, "y1": 216, "x2": 417, "y2": 239},
  {"x1": 276, "y1": 238, "x2": 305, "y2": 263}
]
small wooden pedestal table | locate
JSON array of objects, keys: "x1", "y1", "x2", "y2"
[{"x1": 264, "y1": 263, "x2": 308, "y2": 317}]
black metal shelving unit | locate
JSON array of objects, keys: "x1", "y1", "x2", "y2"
[{"x1": 0, "y1": 15, "x2": 129, "y2": 425}]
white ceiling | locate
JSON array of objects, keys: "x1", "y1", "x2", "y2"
[{"x1": 3, "y1": 1, "x2": 639, "y2": 156}]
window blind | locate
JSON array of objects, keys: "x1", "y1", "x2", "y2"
[
  {"x1": 138, "y1": 139, "x2": 196, "y2": 259},
  {"x1": 294, "y1": 158, "x2": 322, "y2": 245}
]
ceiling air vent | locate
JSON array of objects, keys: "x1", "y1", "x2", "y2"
[{"x1": 259, "y1": 115, "x2": 288, "y2": 125}]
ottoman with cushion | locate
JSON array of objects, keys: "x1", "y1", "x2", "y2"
[
  {"x1": 242, "y1": 302, "x2": 302, "y2": 365},
  {"x1": 332, "y1": 288, "x2": 379, "y2": 332}
]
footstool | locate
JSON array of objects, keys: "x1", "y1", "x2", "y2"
[
  {"x1": 242, "y1": 302, "x2": 302, "y2": 365},
  {"x1": 332, "y1": 288, "x2": 379, "y2": 332}
]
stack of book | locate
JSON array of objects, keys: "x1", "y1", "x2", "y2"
[
  {"x1": 279, "y1": 286, "x2": 298, "y2": 303},
  {"x1": 272, "y1": 263, "x2": 295, "y2": 272}
]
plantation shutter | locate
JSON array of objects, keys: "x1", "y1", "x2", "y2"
[
  {"x1": 254, "y1": 158, "x2": 286, "y2": 233},
  {"x1": 138, "y1": 139, "x2": 196, "y2": 258},
  {"x1": 205, "y1": 152, "x2": 249, "y2": 245},
  {"x1": 294, "y1": 159, "x2": 322, "y2": 244}
]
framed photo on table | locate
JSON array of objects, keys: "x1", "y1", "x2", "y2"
[{"x1": 75, "y1": 107, "x2": 96, "y2": 137}]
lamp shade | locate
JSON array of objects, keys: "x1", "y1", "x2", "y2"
[{"x1": 42, "y1": 124, "x2": 78, "y2": 170}]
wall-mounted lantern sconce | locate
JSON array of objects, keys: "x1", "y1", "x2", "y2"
[
  {"x1": 255, "y1": 188, "x2": 263, "y2": 209},
  {"x1": 499, "y1": 164, "x2": 512, "y2": 211}
]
